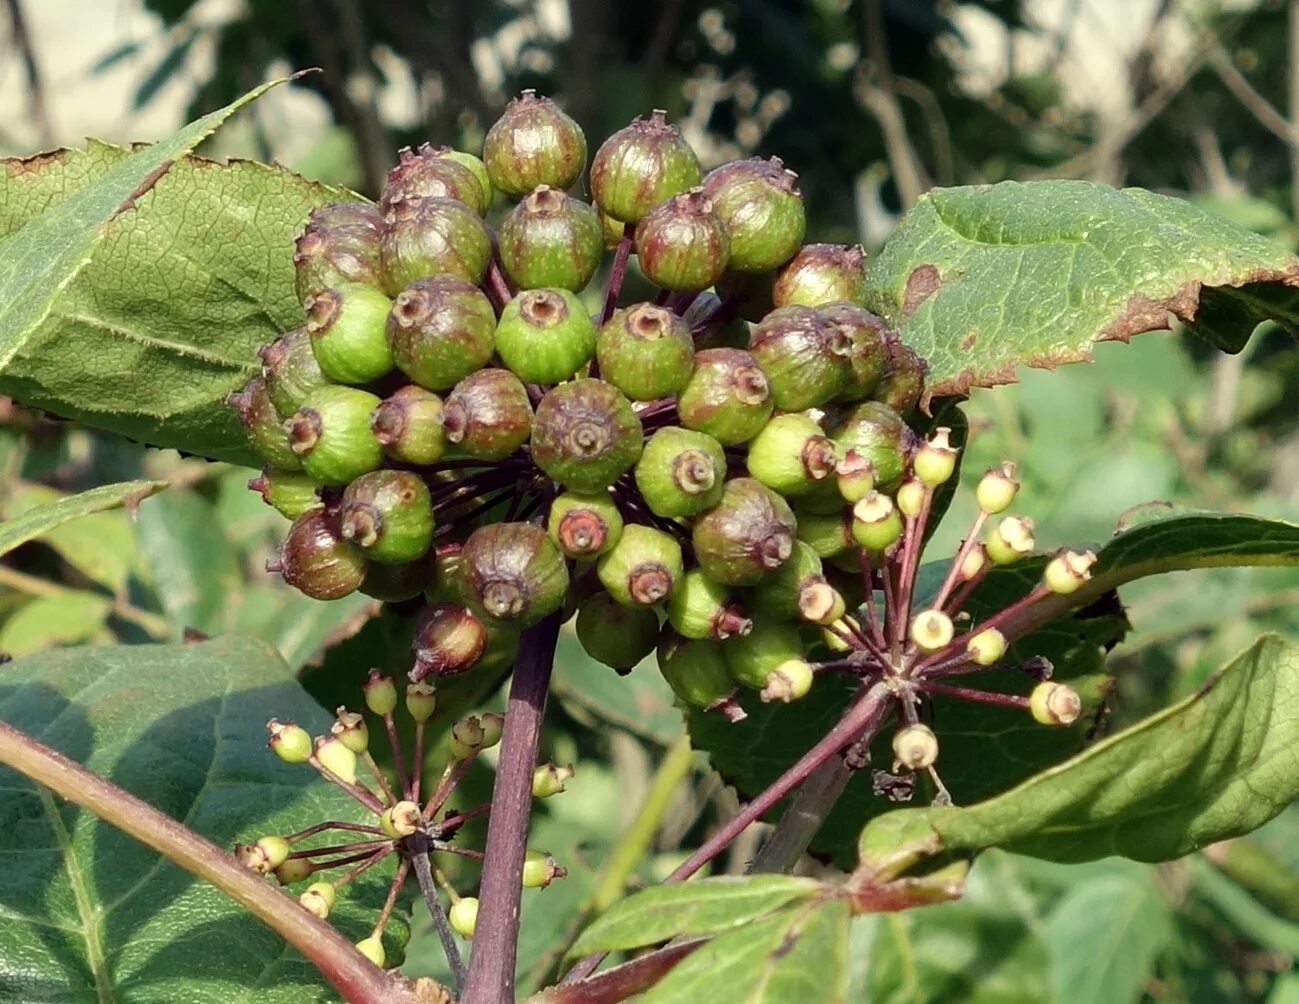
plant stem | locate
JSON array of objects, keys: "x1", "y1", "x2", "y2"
[
  {"x1": 463, "y1": 613, "x2": 562, "y2": 1004},
  {"x1": 0, "y1": 720, "x2": 419, "y2": 1004},
  {"x1": 528, "y1": 942, "x2": 702, "y2": 1004},
  {"x1": 413, "y1": 847, "x2": 468, "y2": 990},
  {"x1": 748, "y1": 755, "x2": 854, "y2": 874},
  {"x1": 600, "y1": 229, "x2": 634, "y2": 325}
]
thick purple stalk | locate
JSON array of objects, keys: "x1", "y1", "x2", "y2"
[{"x1": 463, "y1": 613, "x2": 562, "y2": 1004}]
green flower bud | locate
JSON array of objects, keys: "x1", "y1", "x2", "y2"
[
  {"x1": 381, "y1": 144, "x2": 490, "y2": 216},
  {"x1": 746, "y1": 414, "x2": 838, "y2": 497},
  {"x1": 499, "y1": 186, "x2": 603, "y2": 291},
  {"x1": 355, "y1": 936, "x2": 386, "y2": 969},
  {"x1": 286, "y1": 386, "x2": 383, "y2": 485},
  {"x1": 822, "y1": 303, "x2": 891, "y2": 403},
  {"x1": 976, "y1": 462, "x2": 1020, "y2": 515},
  {"x1": 248, "y1": 468, "x2": 324, "y2": 520},
  {"x1": 442, "y1": 369, "x2": 534, "y2": 461},
  {"x1": 597, "y1": 524, "x2": 684, "y2": 607},
  {"x1": 459, "y1": 522, "x2": 569, "y2": 625},
  {"x1": 701, "y1": 156, "x2": 805, "y2": 272},
  {"x1": 723, "y1": 621, "x2": 803, "y2": 689},
  {"x1": 657, "y1": 633, "x2": 743, "y2": 719},
  {"x1": 411, "y1": 602, "x2": 488, "y2": 680},
  {"x1": 387, "y1": 276, "x2": 497, "y2": 391},
  {"x1": 300, "y1": 881, "x2": 336, "y2": 919},
  {"x1": 895, "y1": 478, "x2": 927, "y2": 519},
  {"x1": 635, "y1": 427, "x2": 727, "y2": 518},
  {"x1": 749, "y1": 305, "x2": 851, "y2": 410},
  {"x1": 872, "y1": 340, "x2": 926, "y2": 416},
  {"x1": 483, "y1": 91, "x2": 587, "y2": 198},
  {"x1": 371, "y1": 385, "x2": 448, "y2": 466},
  {"x1": 314, "y1": 735, "x2": 359, "y2": 784},
  {"x1": 795, "y1": 508, "x2": 853, "y2": 558},
  {"x1": 1043, "y1": 549, "x2": 1097, "y2": 595},
  {"x1": 835, "y1": 449, "x2": 876, "y2": 504},
  {"x1": 667, "y1": 568, "x2": 752, "y2": 640},
  {"x1": 692, "y1": 478, "x2": 797, "y2": 586},
  {"x1": 684, "y1": 291, "x2": 752, "y2": 350},
  {"x1": 1029, "y1": 681, "x2": 1083, "y2": 726},
  {"x1": 405, "y1": 681, "x2": 437, "y2": 723},
  {"x1": 274, "y1": 509, "x2": 366, "y2": 600},
  {"x1": 829, "y1": 400, "x2": 910, "y2": 492},
  {"x1": 522, "y1": 849, "x2": 566, "y2": 889},
  {"x1": 260, "y1": 326, "x2": 331, "y2": 417},
  {"x1": 851, "y1": 492, "x2": 903, "y2": 553},
  {"x1": 966, "y1": 628, "x2": 1007, "y2": 666},
  {"x1": 531, "y1": 380, "x2": 643, "y2": 492},
  {"x1": 340, "y1": 470, "x2": 434, "y2": 564},
  {"x1": 305, "y1": 284, "x2": 394, "y2": 385},
  {"x1": 759, "y1": 659, "x2": 815, "y2": 703},
  {"x1": 363, "y1": 670, "x2": 398, "y2": 716},
  {"x1": 677, "y1": 348, "x2": 774, "y2": 445},
  {"x1": 380, "y1": 196, "x2": 493, "y2": 295},
  {"x1": 590, "y1": 109, "x2": 702, "y2": 223},
  {"x1": 229, "y1": 377, "x2": 301, "y2": 471},
  {"x1": 892, "y1": 724, "x2": 938, "y2": 770},
  {"x1": 450, "y1": 712, "x2": 503, "y2": 758},
  {"x1": 913, "y1": 429, "x2": 959, "y2": 489},
  {"x1": 237, "y1": 835, "x2": 291, "y2": 875},
  {"x1": 547, "y1": 491, "x2": 624, "y2": 560},
  {"x1": 381, "y1": 800, "x2": 423, "y2": 839},
  {"x1": 331, "y1": 707, "x2": 369, "y2": 754},
  {"x1": 449, "y1": 896, "x2": 479, "y2": 938},
  {"x1": 575, "y1": 592, "x2": 660, "y2": 671},
  {"x1": 292, "y1": 202, "x2": 383, "y2": 305},
  {"x1": 595, "y1": 303, "x2": 695, "y2": 401},
  {"x1": 634, "y1": 188, "x2": 730, "y2": 291},
  {"x1": 532, "y1": 761, "x2": 574, "y2": 798},
  {"x1": 985, "y1": 516, "x2": 1035, "y2": 565},
  {"x1": 772, "y1": 243, "x2": 867, "y2": 308},
  {"x1": 495, "y1": 289, "x2": 597, "y2": 383},
  {"x1": 267, "y1": 718, "x2": 313, "y2": 763},
  {"x1": 909, "y1": 609, "x2": 954, "y2": 654},
  {"x1": 274, "y1": 857, "x2": 313, "y2": 885}
]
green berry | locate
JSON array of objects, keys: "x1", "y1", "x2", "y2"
[
  {"x1": 914, "y1": 427, "x2": 959, "y2": 487},
  {"x1": 229, "y1": 377, "x2": 301, "y2": 471},
  {"x1": 483, "y1": 91, "x2": 587, "y2": 198},
  {"x1": 547, "y1": 491, "x2": 623, "y2": 560},
  {"x1": 381, "y1": 144, "x2": 490, "y2": 216},
  {"x1": 340, "y1": 470, "x2": 434, "y2": 564},
  {"x1": 666, "y1": 568, "x2": 751, "y2": 640},
  {"x1": 746, "y1": 414, "x2": 838, "y2": 497},
  {"x1": 304, "y1": 284, "x2": 394, "y2": 385},
  {"x1": 1043, "y1": 549, "x2": 1097, "y2": 595},
  {"x1": 575, "y1": 592, "x2": 659, "y2": 671},
  {"x1": 459, "y1": 522, "x2": 569, "y2": 625},
  {"x1": 371, "y1": 385, "x2": 448, "y2": 465},
  {"x1": 273, "y1": 509, "x2": 366, "y2": 600},
  {"x1": 750, "y1": 540, "x2": 838, "y2": 624},
  {"x1": 248, "y1": 468, "x2": 324, "y2": 520},
  {"x1": 450, "y1": 713, "x2": 501, "y2": 757},
  {"x1": 411, "y1": 602, "x2": 488, "y2": 679},
  {"x1": 635, "y1": 426, "x2": 727, "y2": 517},
  {"x1": 850, "y1": 492, "x2": 903, "y2": 553},
  {"x1": 967, "y1": 628, "x2": 1007, "y2": 666},
  {"x1": 292, "y1": 202, "x2": 383, "y2": 305},
  {"x1": 986, "y1": 516, "x2": 1036, "y2": 565},
  {"x1": 749, "y1": 305, "x2": 851, "y2": 410},
  {"x1": 379, "y1": 196, "x2": 493, "y2": 295},
  {"x1": 976, "y1": 463, "x2": 1020, "y2": 514},
  {"x1": 822, "y1": 303, "x2": 891, "y2": 403},
  {"x1": 449, "y1": 897, "x2": 479, "y2": 938},
  {"x1": 387, "y1": 276, "x2": 497, "y2": 391},
  {"x1": 314, "y1": 735, "x2": 359, "y2": 784},
  {"x1": 1029, "y1": 682, "x2": 1083, "y2": 726},
  {"x1": 495, "y1": 289, "x2": 597, "y2": 382},
  {"x1": 910, "y1": 609, "x2": 954, "y2": 653},
  {"x1": 896, "y1": 477, "x2": 926, "y2": 519},
  {"x1": 692, "y1": 478, "x2": 797, "y2": 586},
  {"x1": 331, "y1": 708, "x2": 370, "y2": 754},
  {"x1": 893, "y1": 724, "x2": 939, "y2": 770},
  {"x1": 835, "y1": 449, "x2": 876, "y2": 504},
  {"x1": 380, "y1": 800, "x2": 423, "y2": 839},
  {"x1": 499, "y1": 186, "x2": 603, "y2": 291},
  {"x1": 286, "y1": 385, "x2": 384, "y2": 485},
  {"x1": 532, "y1": 762, "x2": 574, "y2": 798},
  {"x1": 522, "y1": 849, "x2": 565, "y2": 889},
  {"x1": 634, "y1": 188, "x2": 730, "y2": 291},
  {"x1": 829, "y1": 401, "x2": 911, "y2": 492},
  {"x1": 872, "y1": 340, "x2": 926, "y2": 415},
  {"x1": 590, "y1": 110, "x2": 702, "y2": 223},
  {"x1": 723, "y1": 622, "x2": 813, "y2": 702},
  {"x1": 772, "y1": 243, "x2": 868, "y2": 308},
  {"x1": 657, "y1": 633, "x2": 743, "y2": 719},
  {"x1": 595, "y1": 303, "x2": 695, "y2": 401},
  {"x1": 355, "y1": 936, "x2": 386, "y2": 969},
  {"x1": 267, "y1": 718, "x2": 313, "y2": 763},
  {"x1": 360, "y1": 557, "x2": 435, "y2": 602},
  {"x1": 300, "y1": 881, "x2": 337, "y2": 919},
  {"x1": 700, "y1": 156, "x2": 805, "y2": 272},
  {"x1": 794, "y1": 507, "x2": 853, "y2": 559},
  {"x1": 531, "y1": 379, "x2": 643, "y2": 492},
  {"x1": 405, "y1": 682, "x2": 437, "y2": 723},
  {"x1": 442, "y1": 369, "x2": 534, "y2": 461},
  {"x1": 677, "y1": 348, "x2": 774, "y2": 446},
  {"x1": 259, "y1": 326, "x2": 331, "y2": 416},
  {"x1": 596, "y1": 524, "x2": 684, "y2": 607},
  {"x1": 363, "y1": 670, "x2": 398, "y2": 715},
  {"x1": 274, "y1": 857, "x2": 313, "y2": 885}
]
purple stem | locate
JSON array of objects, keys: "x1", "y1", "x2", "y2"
[
  {"x1": 923, "y1": 681, "x2": 1030, "y2": 709},
  {"x1": 463, "y1": 614, "x2": 562, "y2": 1004},
  {"x1": 600, "y1": 229, "x2": 635, "y2": 325}
]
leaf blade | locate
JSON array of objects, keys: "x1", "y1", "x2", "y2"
[{"x1": 0, "y1": 479, "x2": 165, "y2": 558}]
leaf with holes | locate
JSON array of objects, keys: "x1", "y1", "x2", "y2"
[{"x1": 862, "y1": 180, "x2": 1299, "y2": 399}]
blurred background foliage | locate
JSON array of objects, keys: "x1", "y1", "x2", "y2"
[{"x1": 2, "y1": 0, "x2": 1298, "y2": 1000}]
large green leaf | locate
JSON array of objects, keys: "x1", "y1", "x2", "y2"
[
  {"x1": 0, "y1": 636, "x2": 409, "y2": 1002},
  {"x1": 862, "y1": 180, "x2": 1299, "y2": 398},
  {"x1": 0, "y1": 479, "x2": 165, "y2": 560},
  {"x1": 858, "y1": 634, "x2": 1299, "y2": 864},
  {"x1": 0, "y1": 120, "x2": 352, "y2": 464}
]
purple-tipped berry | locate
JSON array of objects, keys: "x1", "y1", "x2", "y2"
[
  {"x1": 340, "y1": 469, "x2": 434, "y2": 564},
  {"x1": 248, "y1": 468, "x2": 324, "y2": 521},
  {"x1": 746, "y1": 413, "x2": 837, "y2": 497},
  {"x1": 260, "y1": 326, "x2": 331, "y2": 417},
  {"x1": 829, "y1": 401, "x2": 911, "y2": 492},
  {"x1": 275, "y1": 509, "x2": 367, "y2": 600},
  {"x1": 677, "y1": 348, "x2": 774, "y2": 445},
  {"x1": 230, "y1": 377, "x2": 301, "y2": 471},
  {"x1": 772, "y1": 243, "x2": 867, "y2": 307},
  {"x1": 293, "y1": 202, "x2": 382, "y2": 305},
  {"x1": 633, "y1": 188, "x2": 730, "y2": 291},
  {"x1": 381, "y1": 144, "x2": 490, "y2": 216},
  {"x1": 483, "y1": 91, "x2": 587, "y2": 198},
  {"x1": 692, "y1": 477, "x2": 797, "y2": 585},
  {"x1": 821, "y1": 303, "x2": 891, "y2": 402},
  {"x1": 666, "y1": 568, "x2": 751, "y2": 640},
  {"x1": 459, "y1": 522, "x2": 569, "y2": 625}
]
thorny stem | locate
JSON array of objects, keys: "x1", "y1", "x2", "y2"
[
  {"x1": 413, "y1": 846, "x2": 468, "y2": 991},
  {"x1": 600, "y1": 228, "x2": 635, "y2": 325},
  {"x1": 463, "y1": 614, "x2": 562, "y2": 1004},
  {"x1": 0, "y1": 720, "x2": 419, "y2": 1004}
]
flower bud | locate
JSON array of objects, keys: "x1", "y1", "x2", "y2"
[
  {"x1": 749, "y1": 305, "x2": 851, "y2": 410},
  {"x1": 976, "y1": 462, "x2": 1020, "y2": 515},
  {"x1": 483, "y1": 91, "x2": 587, "y2": 198},
  {"x1": 597, "y1": 524, "x2": 684, "y2": 606},
  {"x1": 229, "y1": 378, "x2": 301, "y2": 471},
  {"x1": 531, "y1": 379, "x2": 643, "y2": 492},
  {"x1": 677, "y1": 348, "x2": 774, "y2": 446},
  {"x1": 657, "y1": 633, "x2": 742, "y2": 718},
  {"x1": 835, "y1": 449, "x2": 876, "y2": 504},
  {"x1": 355, "y1": 936, "x2": 386, "y2": 969},
  {"x1": 822, "y1": 303, "x2": 891, "y2": 403},
  {"x1": 575, "y1": 592, "x2": 660, "y2": 671},
  {"x1": 274, "y1": 857, "x2": 313, "y2": 885},
  {"x1": 304, "y1": 284, "x2": 394, "y2": 385},
  {"x1": 590, "y1": 110, "x2": 702, "y2": 223},
  {"x1": 872, "y1": 340, "x2": 926, "y2": 416},
  {"x1": 300, "y1": 881, "x2": 336, "y2": 919},
  {"x1": 966, "y1": 628, "x2": 1007, "y2": 666},
  {"x1": 723, "y1": 621, "x2": 804, "y2": 691},
  {"x1": 596, "y1": 303, "x2": 695, "y2": 400},
  {"x1": 548, "y1": 491, "x2": 623, "y2": 560},
  {"x1": 634, "y1": 188, "x2": 730, "y2": 291},
  {"x1": 1044, "y1": 549, "x2": 1097, "y2": 595},
  {"x1": 1029, "y1": 681, "x2": 1083, "y2": 726},
  {"x1": 829, "y1": 401, "x2": 910, "y2": 492},
  {"x1": 495, "y1": 288, "x2": 597, "y2": 382},
  {"x1": 450, "y1": 712, "x2": 504, "y2": 758},
  {"x1": 363, "y1": 670, "x2": 398, "y2": 715},
  {"x1": 314, "y1": 735, "x2": 359, "y2": 784},
  {"x1": 635, "y1": 427, "x2": 727, "y2": 517},
  {"x1": 896, "y1": 478, "x2": 927, "y2": 519},
  {"x1": 293, "y1": 202, "x2": 383, "y2": 305},
  {"x1": 914, "y1": 427, "x2": 959, "y2": 487},
  {"x1": 381, "y1": 800, "x2": 423, "y2": 839},
  {"x1": 762, "y1": 660, "x2": 815, "y2": 703},
  {"x1": 381, "y1": 144, "x2": 490, "y2": 216},
  {"x1": 701, "y1": 156, "x2": 805, "y2": 272},
  {"x1": 331, "y1": 707, "x2": 369, "y2": 754},
  {"x1": 746, "y1": 413, "x2": 837, "y2": 497},
  {"x1": 387, "y1": 276, "x2": 497, "y2": 391},
  {"x1": 285, "y1": 385, "x2": 383, "y2": 485},
  {"x1": 692, "y1": 478, "x2": 797, "y2": 585},
  {"x1": 379, "y1": 196, "x2": 492, "y2": 295},
  {"x1": 986, "y1": 516, "x2": 1036, "y2": 565},
  {"x1": 340, "y1": 470, "x2": 435, "y2": 565},
  {"x1": 248, "y1": 468, "x2": 324, "y2": 521},
  {"x1": 532, "y1": 762, "x2": 574, "y2": 798},
  {"x1": 267, "y1": 719, "x2": 313, "y2": 763},
  {"x1": 449, "y1": 896, "x2": 479, "y2": 939},
  {"x1": 892, "y1": 724, "x2": 939, "y2": 770},
  {"x1": 772, "y1": 243, "x2": 867, "y2": 308},
  {"x1": 260, "y1": 326, "x2": 331, "y2": 417},
  {"x1": 909, "y1": 609, "x2": 954, "y2": 654},
  {"x1": 522, "y1": 849, "x2": 566, "y2": 889},
  {"x1": 499, "y1": 186, "x2": 603, "y2": 291},
  {"x1": 371, "y1": 385, "x2": 447, "y2": 466},
  {"x1": 237, "y1": 835, "x2": 291, "y2": 875},
  {"x1": 442, "y1": 369, "x2": 534, "y2": 460},
  {"x1": 851, "y1": 492, "x2": 903, "y2": 553},
  {"x1": 459, "y1": 522, "x2": 569, "y2": 625},
  {"x1": 684, "y1": 291, "x2": 752, "y2": 351},
  {"x1": 667, "y1": 568, "x2": 751, "y2": 640},
  {"x1": 411, "y1": 602, "x2": 488, "y2": 680},
  {"x1": 405, "y1": 681, "x2": 437, "y2": 723},
  {"x1": 275, "y1": 509, "x2": 367, "y2": 600}
]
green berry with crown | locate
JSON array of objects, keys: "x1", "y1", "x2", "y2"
[
  {"x1": 459, "y1": 522, "x2": 569, "y2": 626},
  {"x1": 590, "y1": 109, "x2": 702, "y2": 223},
  {"x1": 381, "y1": 144, "x2": 490, "y2": 216},
  {"x1": 635, "y1": 427, "x2": 727, "y2": 518},
  {"x1": 677, "y1": 348, "x2": 774, "y2": 445},
  {"x1": 495, "y1": 289, "x2": 597, "y2": 383},
  {"x1": 772, "y1": 243, "x2": 868, "y2": 307},
  {"x1": 285, "y1": 385, "x2": 384, "y2": 485},
  {"x1": 379, "y1": 196, "x2": 493, "y2": 294},
  {"x1": 595, "y1": 303, "x2": 695, "y2": 401},
  {"x1": 667, "y1": 568, "x2": 752, "y2": 640},
  {"x1": 692, "y1": 477, "x2": 797, "y2": 586},
  {"x1": 371, "y1": 385, "x2": 447, "y2": 465},
  {"x1": 748, "y1": 305, "x2": 851, "y2": 410},
  {"x1": 386, "y1": 276, "x2": 496, "y2": 391},
  {"x1": 747, "y1": 413, "x2": 838, "y2": 497},
  {"x1": 304, "y1": 283, "x2": 394, "y2": 385},
  {"x1": 259, "y1": 326, "x2": 331, "y2": 417},
  {"x1": 701, "y1": 156, "x2": 805, "y2": 272},
  {"x1": 499, "y1": 186, "x2": 603, "y2": 291},
  {"x1": 248, "y1": 468, "x2": 324, "y2": 520},
  {"x1": 442, "y1": 369, "x2": 534, "y2": 461},
  {"x1": 634, "y1": 188, "x2": 730, "y2": 291},
  {"x1": 273, "y1": 509, "x2": 366, "y2": 600},
  {"x1": 339, "y1": 469, "x2": 434, "y2": 565},
  {"x1": 483, "y1": 90, "x2": 587, "y2": 198},
  {"x1": 597, "y1": 524, "x2": 684, "y2": 607},
  {"x1": 547, "y1": 491, "x2": 623, "y2": 560},
  {"x1": 229, "y1": 377, "x2": 301, "y2": 471},
  {"x1": 531, "y1": 380, "x2": 643, "y2": 492}
]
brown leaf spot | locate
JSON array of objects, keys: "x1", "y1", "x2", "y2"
[
  {"x1": 903, "y1": 264, "x2": 941, "y2": 317},
  {"x1": 115, "y1": 161, "x2": 175, "y2": 217},
  {"x1": 5, "y1": 149, "x2": 70, "y2": 177},
  {"x1": 960, "y1": 332, "x2": 977, "y2": 351}
]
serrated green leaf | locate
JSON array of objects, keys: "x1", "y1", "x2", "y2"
[
  {"x1": 0, "y1": 591, "x2": 113, "y2": 656},
  {"x1": 860, "y1": 634, "x2": 1299, "y2": 865},
  {"x1": 863, "y1": 180, "x2": 1299, "y2": 398},
  {"x1": 0, "y1": 636, "x2": 408, "y2": 1002},
  {"x1": 639, "y1": 899, "x2": 850, "y2": 1004},
  {"x1": 0, "y1": 479, "x2": 164, "y2": 560},
  {"x1": 567, "y1": 875, "x2": 823, "y2": 959}
]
